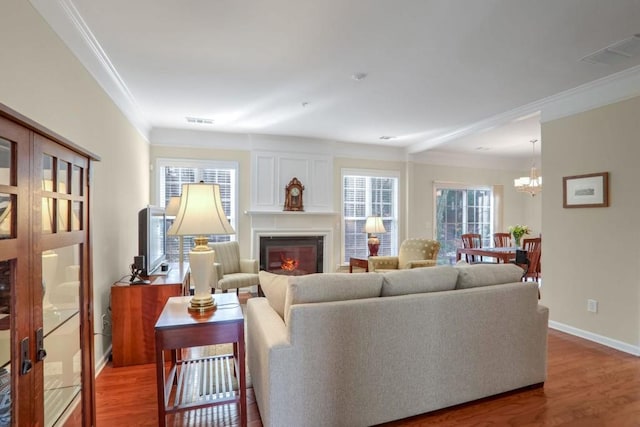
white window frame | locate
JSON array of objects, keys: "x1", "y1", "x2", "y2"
[
  {"x1": 433, "y1": 181, "x2": 495, "y2": 264},
  {"x1": 156, "y1": 158, "x2": 239, "y2": 230},
  {"x1": 341, "y1": 168, "x2": 399, "y2": 263},
  {"x1": 156, "y1": 159, "x2": 239, "y2": 266}
]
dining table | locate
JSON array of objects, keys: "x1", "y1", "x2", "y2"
[{"x1": 456, "y1": 246, "x2": 518, "y2": 264}]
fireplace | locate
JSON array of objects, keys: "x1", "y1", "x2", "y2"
[{"x1": 260, "y1": 236, "x2": 324, "y2": 276}]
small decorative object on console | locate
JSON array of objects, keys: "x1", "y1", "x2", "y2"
[{"x1": 284, "y1": 177, "x2": 304, "y2": 211}]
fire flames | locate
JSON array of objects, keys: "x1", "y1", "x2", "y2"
[{"x1": 280, "y1": 254, "x2": 299, "y2": 271}]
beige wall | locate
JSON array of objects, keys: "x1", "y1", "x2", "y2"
[
  {"x1": 542, "y1": 95, "x2": 640, "y2": 348},
  {"x1": 407, "y1": 161, "x2": 542, "y2": 238},
  {"x1": 149, "y1": 145, "x2": 535, "y2": 269},
  {"x1": 1, "y1": 0, "x2": 150, "y2": 365}
]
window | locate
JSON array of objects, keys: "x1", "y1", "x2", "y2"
[
  {"x1": 434, "y1": 184, "x2": 493, "y2": 265},
  {"x1": 342, "y1": 169, "x2": 399, "y2": 263},
  {"x1": 157, "y1": 159, "x2": 238, "y2": 263}
]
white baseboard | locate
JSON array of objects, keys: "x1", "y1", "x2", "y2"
[
  {"x1": 548, "y1": 321, "x2": 640, "y2": 356},
  {"x1": 94, "y1": 344, "x2": 112, "y2": 377}
]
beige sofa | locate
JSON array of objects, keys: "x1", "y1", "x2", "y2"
[{"x1": 247, "y1": 263, "x2": 548, "y2": 427}]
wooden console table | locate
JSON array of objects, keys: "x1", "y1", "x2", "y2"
[
  {"x1": 154, "y1": 294, "x2": 246, "y2": 427},
  {"x1": 111, "y1": 263, "x2": 190, "y2": 367},
  {"x1": 349, "y1": 257, "x2": 369, "y2": 272}
]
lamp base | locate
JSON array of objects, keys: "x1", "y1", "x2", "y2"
[
  {"x1": 188, "y1": 236, "x2": 217, "y2": 313},
  {"x1": 188, "y1": 296, "x2": 217, "y2": 313},
  {"x1": 368, "y1": 236, "x2": 380, "y2": 257}
]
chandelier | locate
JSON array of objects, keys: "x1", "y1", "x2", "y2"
[{"x1": 514, "y1": 139, "x2": 542, "y2": 196}]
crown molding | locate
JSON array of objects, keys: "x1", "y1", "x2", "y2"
[
  {"x1": 29, "y1": 0, "x2": 151, "y2": 140},
  {"x1": 406, "y1": 64, "x2": 640, "y2": 154},
  {"x1": 540, "y1": 64, "x2": 640, "y2": 123},
  {"x1": 31, "y1": 0, "x2": 640, "y2": 158},
  {"x1": 409, "y1": 149, "x2": 531, "y2": 171},
  {"x1": 151, "y1": 128, "x2": 407, "y2": 161}
]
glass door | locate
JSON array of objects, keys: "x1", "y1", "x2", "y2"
[
  {"x1": 0, "y1": 115, "x2": 32, "y2": 426},
  {"x1": 0, "y1": 107, "x2": 95, "y2": 426},
  {"x1": 38, "y1": 137, "x2": 91, "y2": 427},
  {"x1": 0, "y1": 137, "x2": 14, "y2": 427},
  {"x1": 435, "y1": 185, "x2": 493, "y2": 265}
]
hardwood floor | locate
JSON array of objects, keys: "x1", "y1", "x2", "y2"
[{"x1": 95, "y1": 294, "x2": 640, "y2": 426}]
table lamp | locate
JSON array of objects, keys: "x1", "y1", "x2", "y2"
[
  {"x1": 365, "y1": 216, "x2": 386, "y2": 257},
  {"x1": 167, "y1": 183, "x2": 235, "y2": 313}
]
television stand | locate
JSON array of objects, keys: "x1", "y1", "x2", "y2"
[{"x1": 111, "y1": 262, "x2": 190, "y2": 367}]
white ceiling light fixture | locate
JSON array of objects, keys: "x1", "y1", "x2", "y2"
[
  {"x1": 514, "y1": 139, "x2": 542, "y2": 196},
  {"x1": 185, "y1": 116, "x2": 214, "y2": 125},
  {"x1": 351, "y1": 72, "x2": 368, "y2": 81}
]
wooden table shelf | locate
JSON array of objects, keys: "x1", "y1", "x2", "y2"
[{"x1": 165, "y1": 354, "x2": 239, "y2": 411}]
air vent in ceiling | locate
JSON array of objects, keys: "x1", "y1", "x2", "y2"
[
  {"x1": 581, "y1": 34, "x2": 640, "y2": 65},
  {"x1": 185, "y1": 116, "x2": 214, "y2": 125}
]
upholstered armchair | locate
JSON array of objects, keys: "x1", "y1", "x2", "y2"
[
  {"x1": 207, "y1": 241, "x2": 260, "y2": 295},
  {"x1": 368, "y1": 238, "x2": 440, "y2": 272}
]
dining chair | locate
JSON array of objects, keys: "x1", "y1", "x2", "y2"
[
  {"x1": 460, "y1": 233, "x2": 482, "y2": 263},
  {"x1": 521, "y1": 237, "x2": 541, "y2": 282},
  {"x1": 493, "y1": 233, "x2": 511, "y2": 247}
]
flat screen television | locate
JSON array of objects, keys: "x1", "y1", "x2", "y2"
[{"x1": 138, "y1": 206, "x2": 166, "y2": 276}]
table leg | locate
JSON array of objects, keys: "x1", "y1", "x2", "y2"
[
  {"x1": 155, "y1": 337, "x2": 166, "y2": 427},
  {"x1": 238, "y1": 325, "x2": 247, "y2": 427}
]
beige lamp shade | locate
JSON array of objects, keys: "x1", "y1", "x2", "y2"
[
  {"x1": 167, "y1": 183, "x2": 235, "y2": 237},
  {"x1": 167, "y1": 183, "x2": 235, "y2": 313},
  {"x1": 165, "y1": 196, "x2": 181, "y2": 217},
  {"x1": 365, "y1": 216, "x2": 387, "y2": 234}
]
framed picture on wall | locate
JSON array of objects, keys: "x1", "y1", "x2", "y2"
[{"x1": 563, "y1": 172, "x2": 609, "y2": 208}]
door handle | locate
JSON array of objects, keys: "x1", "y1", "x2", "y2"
[
  {"x1": 36, "y1": 328, "x2": 47, "y2": 362},
  {"x1": 20, "y1": 338, "x2": 32, "y2": 375}
]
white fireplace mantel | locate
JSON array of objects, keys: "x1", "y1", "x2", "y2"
[
  {"x1": 247, "y1": 210, "x2": 339, "y2": 273},
  {"x1": 244, "y1": 210, "x2": 338, "y2": 216}
]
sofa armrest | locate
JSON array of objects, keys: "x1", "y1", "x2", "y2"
[
  {"x1": 240, "y1": 258, "x2": 258, "y2": 274},
  {"x1": 246, "y1": 298, "x2": 293, "y2": 425},
  {"x1": 368, "y1": 256, "x2": 399, "y2": 271},
  {"x1": 406, "y1": 259, "x2": 437, "y2": 269}
]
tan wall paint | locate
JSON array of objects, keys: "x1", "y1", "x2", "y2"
[
  {"x1": 1, "y1": 0, "x2": 150, "y2": 365},
  {"x1": 542, "y1": 95, "x2": 640, "y2": 347},
  {"x1": 407, "y1": 162, "x2": 542, "y2": 239},
  {"x1": 147, "y1": 147, "x2": 541, "y2": 269},
  {"x1": 149, "y1": 146, "x2": 252, "y2": 257}
]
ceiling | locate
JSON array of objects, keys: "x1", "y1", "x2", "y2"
[{"x1": 31, "y1": 0, "x2": 640, "y2": 159}]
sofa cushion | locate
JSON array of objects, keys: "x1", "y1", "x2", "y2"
[
  {"x1": 454, "y1": 262, "x2": 524, "y2": 289},
  {"x1": 381, "y1": 266, "x2": 458, "y2": 296},
  {"x1": 284, "y1": 272, "x2": 383, "y2": 319},
  {"x1": 258, "y1": 271, "x2": 288, "y2": 319}
]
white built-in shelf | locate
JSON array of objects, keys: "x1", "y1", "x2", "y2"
[{"x1": 244, "y1": 210, "x2": 339, "y2": 216}]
